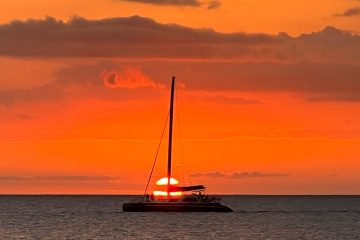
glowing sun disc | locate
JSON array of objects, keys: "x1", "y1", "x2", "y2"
[{"x1": 156, "y1": 177, "x2": 179, "y2": 186}]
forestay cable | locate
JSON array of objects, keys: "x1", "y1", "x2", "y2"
[{"x1": 143, "y1": 111, "x2": 169, "y2": 198}]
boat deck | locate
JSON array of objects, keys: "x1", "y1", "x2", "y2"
[{"x1": 123, "y1": 202, "x2": 233, "y2": 212}]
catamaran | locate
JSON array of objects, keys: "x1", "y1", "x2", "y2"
[{"x1": 122, "y1": 76, "x2": 233, "y2": 212}]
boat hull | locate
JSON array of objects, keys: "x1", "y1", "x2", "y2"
[{"x1": 122, "y1": 202, "x2": 233, "y2": 212}]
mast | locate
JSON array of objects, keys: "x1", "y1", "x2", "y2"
[{"x1": 167, "y1": 76, "x2": 175, "y2": 194}]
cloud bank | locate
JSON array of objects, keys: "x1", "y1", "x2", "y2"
[
  {"x1": 207, "y1": 0, "x2": 221, "y2": 9},
  {"x1": 190, "y1": 171, "x2": 289, "y2": 178},
  {"x1": 119, "y1": 0, "x2": 201, "y2": 6},
  {"x1": 334, "y1": 7, "x2": 360, "y2": 17},
  {"x1": 1, "y1": 16, "x2": 360, "y2": 103},
  {"x1": 0, "y1": 16, "x2": 359, "y2": 63},
  {"x1": 0, "y1": 16, "x2": 282, "y2": 60},
  {"x1": 117, "y1": 0, "x2": 221, "y2": 9},
  {"x1": 2, "y1": 60, "x2": 360, "y2": 104}
]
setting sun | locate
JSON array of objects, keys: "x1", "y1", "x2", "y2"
[{"x1": 156, "y1": 177, "x2": 179, "y2": 186}]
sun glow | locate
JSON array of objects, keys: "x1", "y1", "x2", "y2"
[
  {"x1": 153, "y1": 191, "x2": 183, "y2": 196},
  {"x1": 153, "y1": 177, "x2": 182, "y2": 197},
  {"x1": 156, "y1": 177, "x2": 179, "y2": 186}
]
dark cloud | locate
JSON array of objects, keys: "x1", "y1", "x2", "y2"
[
  {"x1": 0, "y1": 17, "x2": 359, "y2": 63},
  {"x1": 141, "y1": 61, "x2": 360, "y2": 101},
  {"x1": 0, "y1": 16, "x2": 279, "y2": 59},
  {"x1": 0, "y1": 176, "x2": 129, "y2": 192},
  {"x1": 190, "y1": 171, "x2": 226, "y2": 177},
  {"x1": 229, "y1": 171, "x2": 289, "y2": 179},
  {"x1": 306, "y1": 93, "x2": 360, "y2": 102},
  {"x1": 190, "y1": 171, "x2": 289, "y2": 178},
  {"x1": 118, "y1": 0, "x2": 221, "y2": 9},
  {"x1": 118, "y1": 0, "x2": 201, "y2": 6},
  {"x1": 207, "y1": 0, "x2": 221, "y2": 9},
  {"x1": 2, "y1": 60, "x2": 360, "y2": 104},
  {"x1": 334, "y1": 7, "x2": 360, "y2": 17}
]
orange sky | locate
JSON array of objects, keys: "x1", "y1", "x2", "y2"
[
  {"x1": 0, "y1": 0, "x2": 360, "y2": 194},
  {"x1": 0, "y1": 0, "x2": 359, "y2": 34}
]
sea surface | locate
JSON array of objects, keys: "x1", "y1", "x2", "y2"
[{"x1": 0, "y1": 195, "x2": 360, "y2": 239}]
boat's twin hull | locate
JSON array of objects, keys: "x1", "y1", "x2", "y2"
[{"x1": 123, "y1": 202, "x2": 233, "y2": 212}]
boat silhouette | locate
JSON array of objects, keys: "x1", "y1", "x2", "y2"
[{"x1": 122, "y1": 76, "x2": 233, "y2": 212}]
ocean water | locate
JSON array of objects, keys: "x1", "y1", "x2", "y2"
[{"x1": 0, "y1": 195, "x2": 360, "y2": 239}]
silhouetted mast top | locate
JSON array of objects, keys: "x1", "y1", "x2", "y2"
[{"x1": 167, "y1": 76, "x2": 175, "y2": 194}]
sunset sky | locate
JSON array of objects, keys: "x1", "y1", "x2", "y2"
[{"x1": 1, "y1": 0, "x2": 360, "y2": 194}]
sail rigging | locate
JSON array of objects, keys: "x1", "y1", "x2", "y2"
[
  {"x1": 143, "y1": 112, "x2": 169, "y2": 197},
  {"x1": 144, "y1": 76, "x2": 208, "y2": 196}
]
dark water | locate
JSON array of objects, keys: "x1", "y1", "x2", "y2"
[{"x1": 1, "y1": 195, "x2": 360, "y2": 239}]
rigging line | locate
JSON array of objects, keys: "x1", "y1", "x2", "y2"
[
  {"x1": 175, "y1": 84, "x2": 186, "y2": 184},
  {"x1": 143, "y1": 111, "x2": 169, "y2": 197}
]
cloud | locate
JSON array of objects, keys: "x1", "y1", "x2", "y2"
[
  {"x1": 190, "y1": 171, "x2": 289, "y2": 178},
  {"x1": 207, "y1": 0, "x2": 221, "y2": 9},
  {"x1": 0, "y1": 175, "x2": 131, "y2": 193},
  {"x1": 2, "y1": 60, "x2": 360, "y2": 104},
  {"x1": 118, "y1": 0, "x2": 221, "y2": 9},
  {"x1": 306, "y1": 93, "x2": 360, "y2": 102},
  {"x1": 0, "y1": 62, "x2": 163, "y2": 104},
  {"x1": 1, "y1": 16, "x2": 360, "y2": 102},
  {"x1": 118, "y1": 0, "x2": 201, "y2": 6},
  {"x1": 141, "y1": 61, "x2": 360, "y2": 101},
  {"x1": 190, "y1": 171, "x2": 226, "y2": 177},
  {"x1": 0, "y1": 16, "x2": 279, "y2": 59},
  {"x1": 0, "y1": 17, "x2": 359, "y2": 64},
  {"x1": 334, "y1": 7, "x2": 360, "y2": 17},
  {"x1": 229, "y1": 171, "x2": 289, "y2": 178},
  {"x1": 101, "y1": 67, "x2": 162, "y2": 89}
]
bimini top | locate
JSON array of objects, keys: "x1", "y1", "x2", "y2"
[{"x1": 169, "y1": 185, "x2": 205, "y2": 192}]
